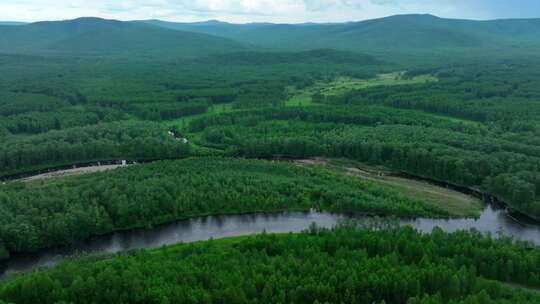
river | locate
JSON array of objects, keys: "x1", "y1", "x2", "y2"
[{"x1": 1, "y1": 203, "x2": 539, "y2": 279}]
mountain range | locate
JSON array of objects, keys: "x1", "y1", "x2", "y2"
[
  {"x1": 143, "y1": 14, "x2": 540, "y2": 51},
  {"x1": 0, "y1": 17, "x2": 245, "y2": 56},
  {"x1": 1, "y1": 14, "x2": 539, "y2": 57}
]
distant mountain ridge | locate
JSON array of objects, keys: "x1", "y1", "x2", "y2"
[
  {"x1": 0, "y1": 17, "x2": 246, "y2": 56},
  {"x1": 143, "y1": 14, "x2": 540, "y2": 51},
  {"x1": 1, "y1": 14, "x2": 540, "y2": 57}
]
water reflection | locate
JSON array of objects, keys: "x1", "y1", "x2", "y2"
[
  {"x1": 403, "y1": 204, "x2": 540, "y2": 242},
  {"x1": 1, "y1": 206, "x2": 539, "y2": 279}
]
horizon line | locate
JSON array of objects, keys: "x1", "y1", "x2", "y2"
[{"x1": 2, "y1": 13, "x2": 540, "y2": 26}]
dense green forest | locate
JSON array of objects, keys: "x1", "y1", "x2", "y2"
[
  {"x1": 184, "y1": 62, "x2": 540, "y2": 219},
  {"x1": 0, "y1": 158, "x2": 448, "y2": 259},
  {"x1": 1, "y1": 14, "x2": 540, "y2": 302},
  {"x1": 0, "y1": 47, "x2": 382, "y2": 177},
  {"x1": 1, "y1": 225, "x2": 539, "y2": 303},
  {"x1": 0, "y1": 121, "x2": 190, "y2": 177}
]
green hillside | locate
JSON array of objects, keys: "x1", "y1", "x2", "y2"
[
  {"x1": 0, "y1": 17, "x2": 246, "y2": 57},
  {"x1": 145, "y1": 14, "x2": 540, "y2": 52},
  {"x1": 195, "y1": 49, "x2": 380, "y2": 66},
  {"x1": 4, "y1": 14, "x2": 539, "y2": 58}
]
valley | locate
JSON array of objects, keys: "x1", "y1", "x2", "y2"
[{"x1": 0, "y1": 11, "x2": 539, "y2": 304}]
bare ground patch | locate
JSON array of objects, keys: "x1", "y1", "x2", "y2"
[{"x1": 19, "y1": 165, "x2": 128, "y2": 182}]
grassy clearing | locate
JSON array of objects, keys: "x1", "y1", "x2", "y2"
[
  {"x1": 319, "y1": 72, "x2": 437, "y2": 97},
  {"x1": 296, "y1": 158, "x2": 483, "y2": 218},
  {"x1": 285, "y1": 72, "x2": 437, "y2": 106},
  {"x1": 352, "y1": 172, "x2": 483, "y2": 218},
  {"x1": 283, "y1": 72, "x2": 481, "y2": 128},
  {"x1": 284, "y1": 89, "x2": 314, "y2": 107},
  {"x1": 165, "y1": 103, "x2": 235, "y2": 129},
  {"x1": 166, "y1": 71, "x2": 434, "y2": 143}
]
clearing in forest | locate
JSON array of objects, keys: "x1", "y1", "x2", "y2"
[
  {"x1": 285, "y1": 72, "x2": 438, "y2": 107},
  {"x1": 295, "y1": 157, "x2": 483, "y2": 218}
]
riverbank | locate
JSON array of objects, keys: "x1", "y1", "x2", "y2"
[
  {"x1": 2, "y1": 206, "x2": 540, "y2": 279},
  {"x1": 2, "y1": 154, "x2": 535, "y2": 222},
  {"x1": 0, "y1": 157, "x2": 453, "y2": 266},
  {"x1": 0, "y1": 156, "x2": 537, "y2": 270},
  {"x1": 1, "y1": 224, "x2": 539, "y2": 304}
]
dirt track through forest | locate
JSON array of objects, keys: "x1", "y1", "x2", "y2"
[{"x1": 19, "y1": 165, "x2": 127, "y2": 182}]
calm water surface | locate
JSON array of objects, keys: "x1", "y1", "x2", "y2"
[{"x1": 1, "y1": 205, "x2": 539, "y2": 279}]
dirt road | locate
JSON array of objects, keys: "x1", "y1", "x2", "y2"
[{"x1": 19, "y1": 164, "x2": 127, "y2": 182}]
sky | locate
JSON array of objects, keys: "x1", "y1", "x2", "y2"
[{"x1": 0, "y1": 0, "x2": 539, "y2": 24}]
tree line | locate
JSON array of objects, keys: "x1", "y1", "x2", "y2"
[
  {"x1": 0, "y1": 121, "x2": 190, "y2": 177},
  {"x1": 0, "y1": 106, "x2": 127, "y2": 135},
  {"x1": 0, "y1": 157, "x2": 447, "y2": 258},
  {"x1": 188, "y1": 107, "x2": 540, "y2": 219},
  {"x1": 0, "y1": 225, "x2": 538, "y2": 303}
]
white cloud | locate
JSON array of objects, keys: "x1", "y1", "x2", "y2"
[{"x1": 0, "y1": 0, "x2": 535, "y2": 23}]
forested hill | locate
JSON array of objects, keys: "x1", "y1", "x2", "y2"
[
  {"x1": 195, "y1": 49, "x2": 380, "y2": 66},
  {"x1": 144, "y1": 14, "x2": 540, "y2": 51},
  {"x1": 4, "y1": 14, "x2": 540, "y2": 57},
  {"x1": 0, "y1": 17, "x2": 246, "y2": 57}
]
